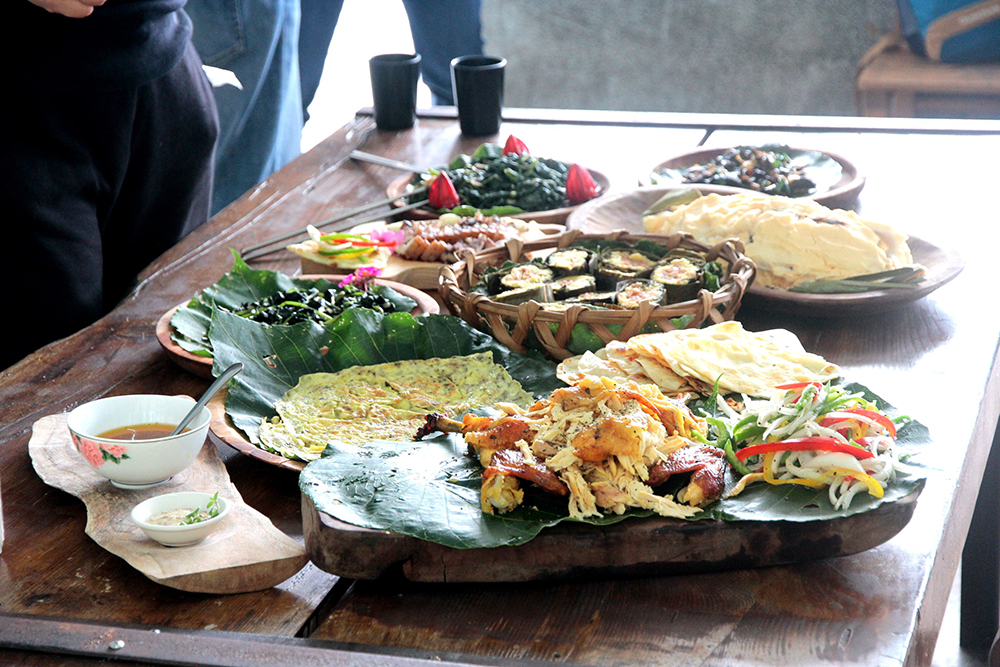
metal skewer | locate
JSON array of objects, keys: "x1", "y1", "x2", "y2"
[{"x1": 350, "y1": 150, "x2": 424, "y2": 173}]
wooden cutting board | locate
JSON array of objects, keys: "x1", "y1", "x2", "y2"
[
  {"x1": 302, "y1": 488, "x2": 920, "y2": 583},
  {"x1": 299, "y1": 221, "x2": 566, "y2": 290},
  {"x1": 29, "y1": 414, "x2": 308, "y2": 594}
]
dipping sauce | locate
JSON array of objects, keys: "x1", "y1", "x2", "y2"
[
  {"x1": 146, "y1": 508, "x2": 211, "y2": 526},
  {"x1": 97, "y1": 423, "x2": 183, "y2": 440}
]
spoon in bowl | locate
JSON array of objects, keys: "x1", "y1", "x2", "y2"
[{"x1": 170, "y1": 362, "x2": 244, "y2": 436}]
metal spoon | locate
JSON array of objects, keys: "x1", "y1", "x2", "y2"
[{"x1": 170, "y1": 362, "x2": 244, "y2": 436}]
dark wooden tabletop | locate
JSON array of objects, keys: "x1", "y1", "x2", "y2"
[{"x1": 2, "y1": 109, "x2": 1000, "y2": 667}]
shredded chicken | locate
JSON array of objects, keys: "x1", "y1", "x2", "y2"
[{"x1": 460, "y1": 377, "x2": 723, "y2": 519}]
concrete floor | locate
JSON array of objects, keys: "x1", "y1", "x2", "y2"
[{"x1": 302, "y1": 5, "x2": 989, "y2": 666}]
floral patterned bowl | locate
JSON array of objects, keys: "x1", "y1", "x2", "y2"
[{"x1": 65, "y1": 395, "x2": 211, "y2": 489}]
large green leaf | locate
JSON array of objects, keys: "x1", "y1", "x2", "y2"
[
  {"x1": 170, "y1": 251, "x2": 416, "y2": 357},
  {"x1": 209, "y1": 308, "x2": 564, "y2": 444},
  {"x1": 300, "y1": 432, "x2": 648, "y2": 549},
  {"x1": 298, "y1": 381, "x2": 928, "y2": 548}
]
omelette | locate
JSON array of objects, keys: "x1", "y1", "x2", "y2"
[
  {"x1": 642, "y1": 192, "x2": 913, "y2": 289},
  {"x1": 259, "y1": 352, "x2": 533, "y2": 461},
  {"x1": 557, "y1": 321, "x2": 840, "y2": 398}
]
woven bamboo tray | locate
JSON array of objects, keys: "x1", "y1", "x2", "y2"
[{"x1": 439, "y1": 230, "x2": 756, "y2": 360}]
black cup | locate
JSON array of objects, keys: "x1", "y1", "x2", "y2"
[
  {"x1": 369, "y1": 53, "x2": 421, "y2": 131},
  {"x1": 450, "y1": 55, "x2": 506, "y2": 136}
]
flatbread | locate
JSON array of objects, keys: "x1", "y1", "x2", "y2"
[
  {"x1": 642, "y1": 192, "x2": 912, "y2": 289},
  {"x1": 259, "y1": 352, "x2": 533, "y2": 461},
  {"x1": 559, "y1": 322, "x2": 840, "y2": 398},
  {"x1": 627, "y1": 322, "x2": 840, "y2": 396}
]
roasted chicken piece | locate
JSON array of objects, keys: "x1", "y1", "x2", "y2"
[
  {"x1": 646, "y1": 444, "x2": 726, "y2": 506},
  {"x1": 481, "y1": 449, "x2": 567, "y2": 514}
]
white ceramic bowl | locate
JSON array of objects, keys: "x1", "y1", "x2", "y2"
[
  {"x1": 66, "y1": 394, "x2": 211, "y2": 489},
  {"x1": 131, "y1": 491, "x2": 230, "y2": 547}
]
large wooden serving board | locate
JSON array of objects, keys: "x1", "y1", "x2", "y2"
[
  {"x1": 29, "y1": 414, "x2": 308, "y2": 593},
  {"x1": 302, "y1": 488, "x2": 920, "y2": 583}
]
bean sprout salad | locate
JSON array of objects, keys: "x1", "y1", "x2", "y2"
[{"x1": 711, "y1": 382, "x2": 907, "y2": 510}]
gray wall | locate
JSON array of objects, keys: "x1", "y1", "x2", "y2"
[{"x1": 482, "y1": 1, "x2": 900, "y2": 116}]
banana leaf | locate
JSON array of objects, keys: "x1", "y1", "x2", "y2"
[
  {"x1": 209, "y1": 308, "x2": 564, "y2": 445},
  {"x1": 298, "y1": 381, "x2": 928, "y2": 549},
  {"x1": 170, "y1": 251, "x2": 416, "y2": 357}
]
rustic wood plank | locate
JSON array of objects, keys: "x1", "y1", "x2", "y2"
[
  {"x1": 28, "y1": 414, "x2": 307, "y2": 593},
  {"x1": 2, "y1": 114, "x2": 1000, "y2": 667}
]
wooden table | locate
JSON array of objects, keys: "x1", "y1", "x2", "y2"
[{"x1": 2, "y1": 109, "x2": 1000, "y2": 667}]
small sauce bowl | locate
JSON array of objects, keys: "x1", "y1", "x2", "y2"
[
  {"x1": 66, "y1": 395, "x2": 211, "y2": 489},
  {"x1": 131, "y1": 491, "x2": 230, "y2": 547}
]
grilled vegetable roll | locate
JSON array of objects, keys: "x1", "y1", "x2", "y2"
[
  {"x1": 551, "y1": 274, "x2": 596, "y2": 299},
  {"x1": 545, "y1": 248, "x2": 594, "y2": 277},
  {"x1": 616, "y1": 280, "x2": 667, "y2": 309},
  {"x1": 651, "y1": 257, "x2": 704, "y2": 303},
  {"x1": 594, "y1": 248, "x2": 657, "y2": 290}
]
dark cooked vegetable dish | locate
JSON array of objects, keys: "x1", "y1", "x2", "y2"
[
  {"x1": 407, "y1": 142, "x2": 592, "y2": 215},
  {"x1": 673, "y1": 146, "x2": 816, "y2": 197}
]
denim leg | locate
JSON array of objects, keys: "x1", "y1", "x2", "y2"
[
  {"x1": 187, "y1": 0, "x2": 304, "y2": 214},
  {"x1": 401, "y1": 0, "x2": 483, "y2": 105},
  {"x1": 300, "y1": 0, "x2": 345, "y2": 120}
]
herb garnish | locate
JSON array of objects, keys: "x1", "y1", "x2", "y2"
[{"x1": 181, "y1": 492, "x2": 221, "y2": 525}]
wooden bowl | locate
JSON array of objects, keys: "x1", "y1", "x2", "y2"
[
  {"x1": 157, "y1": 276, "x2": 440, "y2": 379},
  {"x1": 385, "y1": 168, "x2": 612, "y2": 226},
  {"x1": 644, "y1": 146, "x2": 865, "y2": 209},
  {"x1": 438, "y1": 230, "x2": 756, "y2": 361}
]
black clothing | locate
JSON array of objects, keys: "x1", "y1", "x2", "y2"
[
  {"x1": 14, "y1": 0, "x2": 193, "y2": 93},
  {"x1": 0, "y1": 38, "x2": 217, "y2": 369}
]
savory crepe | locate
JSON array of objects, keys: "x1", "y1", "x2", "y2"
[
  {"x1": 558, "y1": 322, "x2": 840, "y2": 398},
  {"x1": 259, "y1": 352, "x2": 533, "y2": 461},
  {"x1": 642, "y1": 192, "x2": 913, "y2": 289}
]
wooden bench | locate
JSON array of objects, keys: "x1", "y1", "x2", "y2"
[{"x1": 856, "y1": 40, "x2": 1000, "y2": 119}]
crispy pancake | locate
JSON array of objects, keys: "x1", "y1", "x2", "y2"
[{"x1": 259, "y1": 352, "x2": 533, "y2": 461}]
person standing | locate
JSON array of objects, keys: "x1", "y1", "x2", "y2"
[
  {"x1": 186, "y1": 0, "x2": 303, "y2": 215},
  {"x1": 299, "y1": 0, "x2": 485, "y2": 117},
  {"x1": 1, "y1": 0, "x2": 218, "y2": 370}
]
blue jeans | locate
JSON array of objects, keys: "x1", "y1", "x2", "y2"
[
  {"x1": 299, "y1": 0, "x2": 484, "y2": 114},
  {"x1": 187, "y1": 0, "x2": 304, "y2": 214}
]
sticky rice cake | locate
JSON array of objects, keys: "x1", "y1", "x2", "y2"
[
  {"x1": 259, "y1": 352, "x2": 533, "y2": 461},
  {"x1": 642, "y1": 192, "x2": 913, "y2": 289}
]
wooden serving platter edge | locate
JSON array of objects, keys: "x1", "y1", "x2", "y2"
[{"x1": 302, "y1": 488, "x2": 920, "y2": 583}]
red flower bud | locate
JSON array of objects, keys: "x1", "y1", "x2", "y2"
[
  {"x1": 503, "y1": 135, "x2": 530, "y2": 156},
  {"x1": 565, "y1": 164, "x2": 597, "y2": 204},
  {"x1": 427, "y1": 172, "x2": 461, "y2": 209}
]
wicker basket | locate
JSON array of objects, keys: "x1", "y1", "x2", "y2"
[{"x1": 438, "y1": 229, "x2": 756, "y2": 360}]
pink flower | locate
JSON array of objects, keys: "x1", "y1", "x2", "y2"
[
  {"x1": 75, "y1": 436, "x2": 105, "y2": 468},
  {"x1": 101, "y1": 443, "x2": 128, "y2": 458},
  {"x1": 370, "y1": 227, "x2": 404, "y2": 248},
  {"x1": 339, "y1": 266, "x2": 382, "y2": 290}
]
